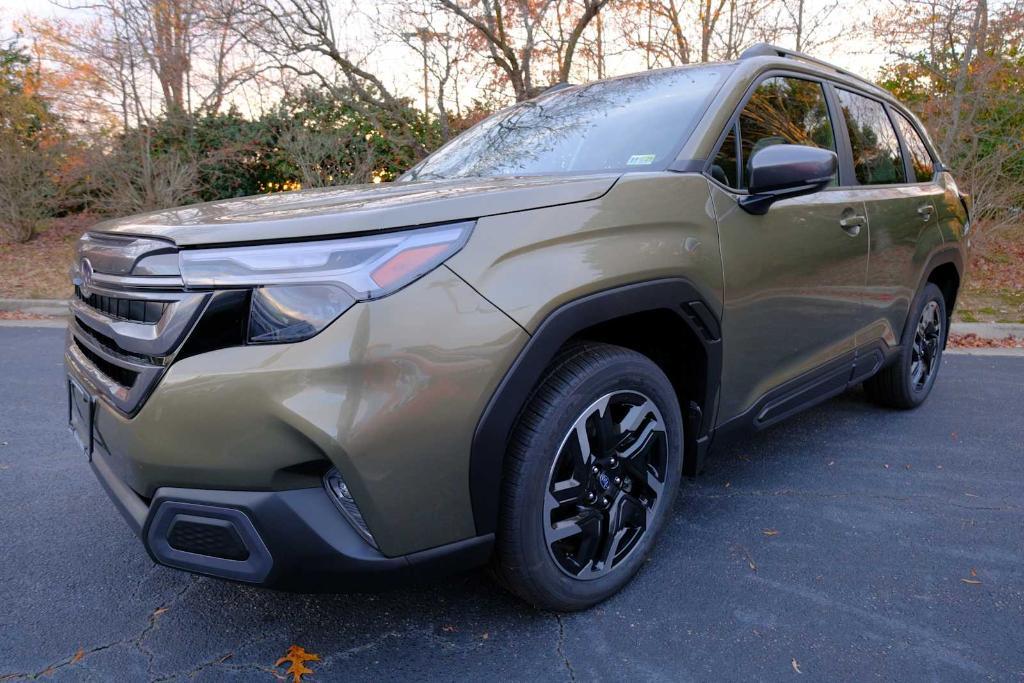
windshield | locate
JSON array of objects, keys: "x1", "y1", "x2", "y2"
[{"x1": 402, "y1": 65, "x2": 732, "y2": 180}]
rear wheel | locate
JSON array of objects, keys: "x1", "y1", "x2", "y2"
[
  {"x1": 865, "y1": 283, "x2": 947, "y2": 409},
  {"x1": 493, "y1": 343, "x2": 683, "y2": 611}
]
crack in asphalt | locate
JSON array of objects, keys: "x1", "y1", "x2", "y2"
[
  {"x1": 0, "y1": 578, "x2": 198, "y2": 682},
  {"x1": 554, "y1": 613, "x2": 576, "y2": 682},
  {"x1": 139, "y1": 578, "x2": 199, "y2": 679},
  {"x1": 151, "y1": 654, "x2": 281, "y2": 682},
  {"x1": 0, "y1": 641, "x2": 126, "y2": 681}
]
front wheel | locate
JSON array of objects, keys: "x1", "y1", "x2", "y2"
[
  {"x1": 493, "y1": 343, "x2": 683, "y2": 611},
  {"x1": 865, "y1": 282, "x2": 947, "y2": 409}
]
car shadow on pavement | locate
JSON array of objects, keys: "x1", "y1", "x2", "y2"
[{"x1": 119, "y1": 385, "x2": 892, "y2": 680}]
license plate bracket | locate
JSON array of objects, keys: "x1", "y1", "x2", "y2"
[{"x1": 68, "y1": 378, "x2": 94, "y2": 459}]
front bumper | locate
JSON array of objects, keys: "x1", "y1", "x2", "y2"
[
  {"x1": 67, "y1": 266, "x2": 528, "y2": 560},
  {"x1": 90, "y1": 441, "x2": 494, "y2": 589}
]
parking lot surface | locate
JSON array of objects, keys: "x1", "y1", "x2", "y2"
[{"x1": 1, "y1": 326, "x2": 1022, "y2": 681}]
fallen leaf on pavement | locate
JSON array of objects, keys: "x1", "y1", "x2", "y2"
[
  {"x1": 275, "y1": 645, "x2": 320, "y2": 683},
  {"x1": 791, "y1": 658, "x2": 802, "y2": 674},
  {"x1": 961, "y1": 568, "x2": 983, "y2": 585}
]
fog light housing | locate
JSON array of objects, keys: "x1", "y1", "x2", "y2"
[{"x1": 324, "y1": 468, "x2": 378, "y2": 549}]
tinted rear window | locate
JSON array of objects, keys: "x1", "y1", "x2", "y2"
[
  {"x1": 836, "y1": 89, "x2": 906, "y2": 185},
  {"x1": 402, "y1": 66, "x2": 731, "y2": 180},
  {"x1": 894, "y1": 112, "x2": 935, "y2": 182}
]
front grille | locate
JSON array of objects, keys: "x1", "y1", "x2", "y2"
[
  {"x1": 67, "y1": 232, "x2": 214, "y2": 415},
  {"x1": 74, "y1": 338, "x2": 139, "y2": 388},
  {"x1": 76, "y1": 286, "x2": 167, "y2": 324},
  {"x1": 74, "y1": 316, "x2": 156, "y2": 364}
]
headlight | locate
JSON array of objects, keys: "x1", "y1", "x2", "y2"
[{"x1": 179, "y1": 221, "x2": 473, "y2": 343}]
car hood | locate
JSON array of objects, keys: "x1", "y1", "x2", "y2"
[{"x1": 89, "y1": 174, "x2": 620, "y2": 246}]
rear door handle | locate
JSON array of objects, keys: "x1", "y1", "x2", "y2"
[{"x1": 917, "y1": 204, "x2": 935, "y2": 221}]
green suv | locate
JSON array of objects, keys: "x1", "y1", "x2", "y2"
[{"x1": 65, "y1": 44, "x2": 969, "y2": 611}]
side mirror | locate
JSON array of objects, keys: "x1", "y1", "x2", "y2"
[{"x1": 739, "y1": 144, "x2": 838, "y2": 215}]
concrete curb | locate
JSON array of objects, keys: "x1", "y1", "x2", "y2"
[
  {"x1": 950, "y1": 322, "x2": 1024, "y2": 339},
  {"x1": 0, "y1": 319, "x2": 67, "y2": 329},
  {"x1": 1, "y1": 299, "x2": 1023, "y2": 340},
  {"x1": 946, "y1": 347, "x2": 1024, "y2": 357},
  {"x1": 0, "y1": 298, "x2": 69, "y2": 317}
]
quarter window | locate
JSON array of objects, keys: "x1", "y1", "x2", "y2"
[
  {"x1": 894, "y1": 113, "x2": 935, "y2": 182},
  {"x1": 835, "y1": 89, "x2": 906, "y2": 185},
  {"x1": 736, "y1": 77, "x2": 836, "y2": 189},
  {"x1": 710, "y1": 125, "x2": 739, "y2": 188}
]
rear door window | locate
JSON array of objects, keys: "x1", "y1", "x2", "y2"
[
  {"x1": 835, "y1": 89, "x2": 907, "y2": 185},
  {"x1": 894, "y1": 113, "x2": 935, "y2": 182}
]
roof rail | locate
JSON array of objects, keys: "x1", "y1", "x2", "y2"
[
  {"x1": 541, "y1": 82, "x2": 574, "y2": 95},
  {"x1": 739, "y1": 42, "x2": 882, "y2": 93}
]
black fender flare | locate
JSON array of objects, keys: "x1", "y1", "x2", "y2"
[
  {"x1": 468, "y1": 278, "x2": 723, "y2": 535},
  {"x1": 901, "y1": 247, "x2": 964, "y2": 347}
]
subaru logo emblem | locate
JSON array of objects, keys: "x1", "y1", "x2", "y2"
[
  {"x1": 597, "y1": 471, "x2": 611, "y2": 490},
  {"x1": 79, "y1": 258, "x2": 94, "y2": 297}
]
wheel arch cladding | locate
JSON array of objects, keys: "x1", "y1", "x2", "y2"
[
  {"x1": 468, "y1": 278, "x2": 722, "y2": 535},
  {"x1": 927, "y1": 261, "x2": 961, "y2": 324},
  {"x1": 906, "y1": 249, "x2": 963, "y2": 347}
]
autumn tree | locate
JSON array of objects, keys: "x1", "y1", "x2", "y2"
[
  {"x1": 613, "y1": 0, "x2": 789, "y2": 68},
  {"x1": 874, "y1": 0, "x2": 1024, "y2": 231},
  {"x1": 239, "y1": 0, "x2": 435, "y2": 155},
  {"x1": 435, "y1": 0, "x2": 614, "y2": 100},
  {"x1": 370, "y1": 0, "x2": 474, "y2": 140},
  {"x1": 0, "y1": 40, "x2": 66, "y2": 242},
  {"x1": 31, "y1": 0, "x2": 265, "y2": 130}
]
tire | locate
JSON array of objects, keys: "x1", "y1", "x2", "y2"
[
  {"x1": 492, "y1": 342, "x2": 684, "y2": 611},
  {"x1": 865, "y1": 282, "x2": 947, "y2": 409}
]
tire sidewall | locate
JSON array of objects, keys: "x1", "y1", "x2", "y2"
[
  {"x1": 509, "y1": 350, "x2": 683, "y2": 609},
  {"x1": 898, "y1": 283, "x2": 947, "y2": 405}
]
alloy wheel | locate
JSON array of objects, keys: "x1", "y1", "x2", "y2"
[
  {"x1": 543, "y1": 391, "x2": 669, "y2": 580},
  {"x1": 910, "y1": 300, "x2": 942, "y2": 392}
]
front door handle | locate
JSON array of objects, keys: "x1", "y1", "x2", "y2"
[
  {"x1": 839, "y1": 212, "x2": 866, "y2": 236},
  {"x1": 917, "y1": 204, "x2": 935, "y2": 222}
]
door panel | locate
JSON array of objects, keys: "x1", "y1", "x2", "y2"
[
  {"x1": 831, "y1": 89, "x2": 947, "y2": 347},
  {"x1": 712, "y1": 185, "x2": 869, "y2": 421},
  {"x1": 858, "y1": 185, "x2": 943, "y2": 345}
]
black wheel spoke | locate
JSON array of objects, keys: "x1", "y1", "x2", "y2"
[
  {"x1": 544, "y1": 390, "x2": 669, "y2": 580},
  {"x1": 548, "y1": 478, "x2": 584, "y2": 507}
]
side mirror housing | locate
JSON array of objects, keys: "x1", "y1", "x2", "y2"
[{"x1": 739, "y1": 144, "x2": 838, "y2": 215}]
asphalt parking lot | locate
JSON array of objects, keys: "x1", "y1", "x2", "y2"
[{"x1": 1, "y1": 325, "x2": 1022, "y2": 681}]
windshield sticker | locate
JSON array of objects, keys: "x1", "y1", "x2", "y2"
[{"x1": 626, "y1": 154, "x2": 656, "y2": 166}]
